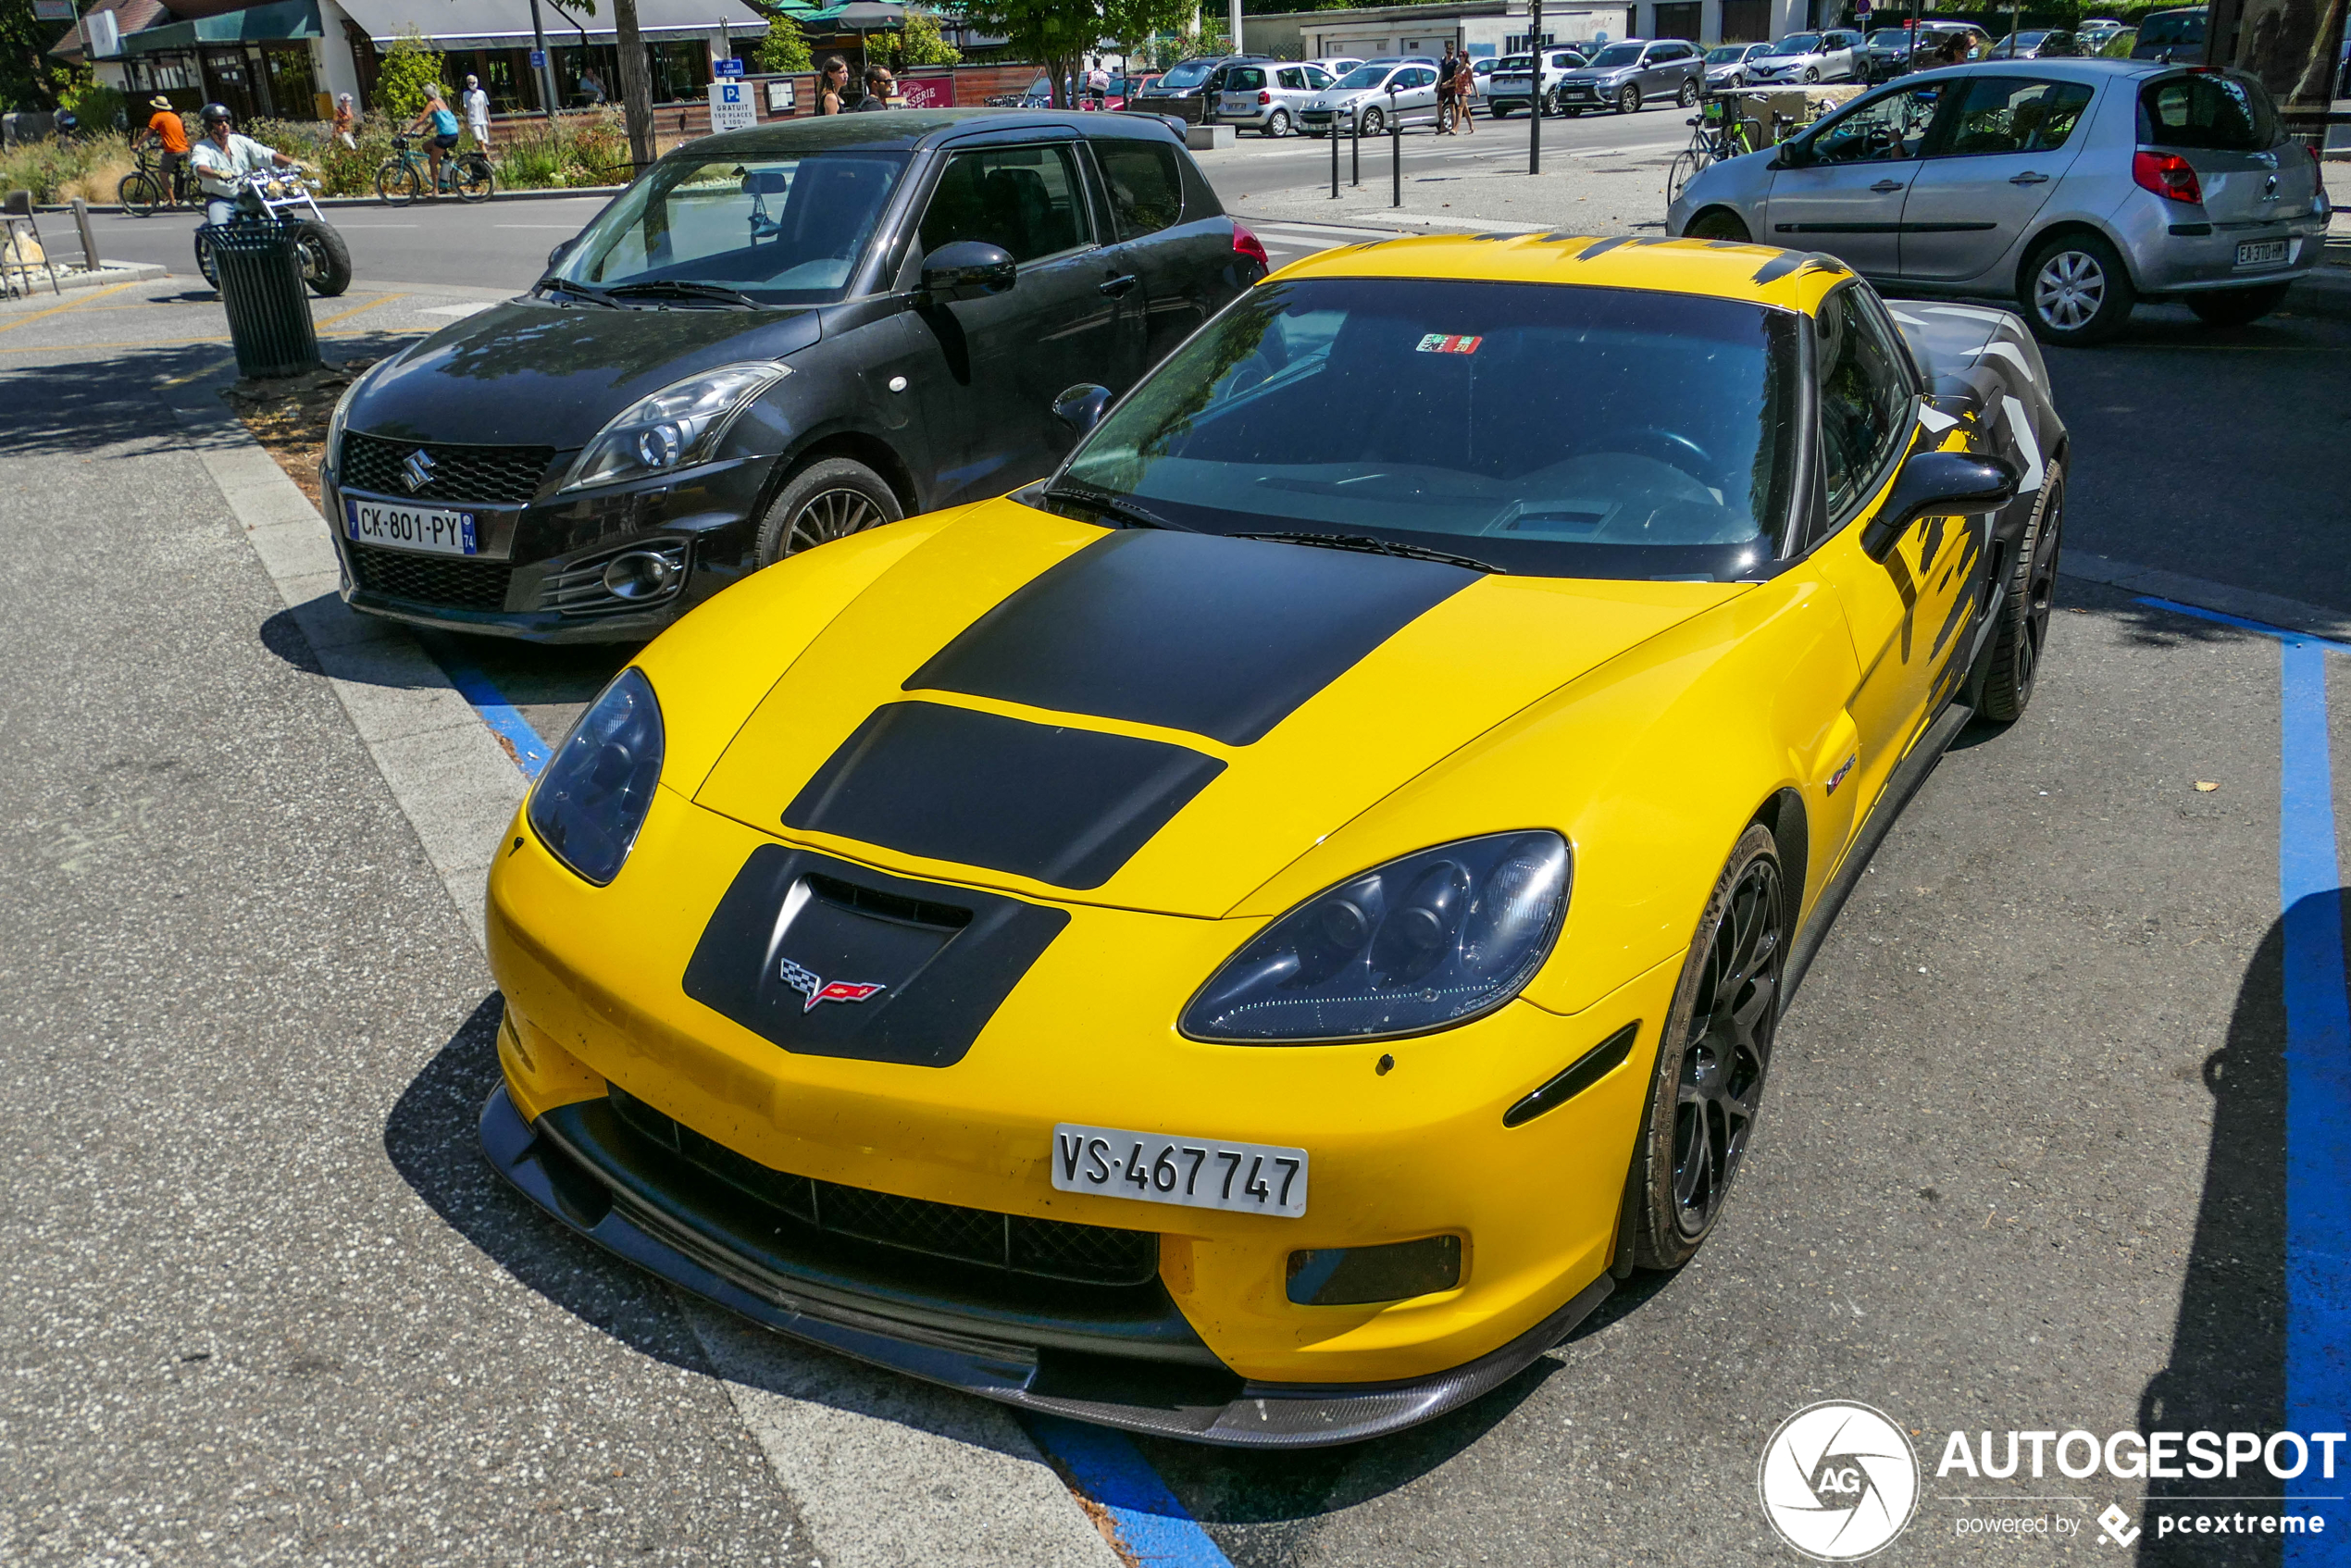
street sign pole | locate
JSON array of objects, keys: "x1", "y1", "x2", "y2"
[{"x1": 1528, "y1": 0, "x2": 1543, "y2": 174}]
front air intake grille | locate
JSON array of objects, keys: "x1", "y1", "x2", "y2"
[
  {"x1": 347, "y1": 543, "x2": 515, "y2": 610},
  {"x1": 608, "y1": 1086, "x2": 1160, "y2": 1287},
  {"x1": 340, "y1": 431, "x2": 555, "y2": 506}
]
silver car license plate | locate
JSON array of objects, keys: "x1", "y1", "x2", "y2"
[
  {"x1": 346, "y1": 497, "x2": 477, "y2": 555},
  {"x1": 1051, "y1": 1122, "x2": 1308, "y2": 1217},
  {"x1": 2234, "y1": 239, "x2": 2289, "y2": 268}
]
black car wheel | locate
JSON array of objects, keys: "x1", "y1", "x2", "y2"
[
  {"x1": 2021, "y1": 231, "x2": 2135, "y2": 345},
  {"x1": 1617, "y1": 84, "x2": 1642, "y2": 113},
  {"x1": 754, "y1": 456, "x2": 903, "y2": 567},
  {"x1": 1542, "y1": 87, "x2": 1561, "y2": 115},
  {"x1": 1631, "y1": 823, "x2": 1784, "y2": 1269},
  {"x1": 1685, "y1": 206, "x2": 1752, "y2": 241},
  {"x1": 1677, "y1": 78, "x2": 1699, "y2": 107},
  {"x1": 1979, "y1": 462, "x2": 2064, "y2": 723},
  {"x1": 2188, "y1": 281, "x2": 2290, "y2": 327}
]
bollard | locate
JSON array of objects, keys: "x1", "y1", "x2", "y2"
[
  {"x1": 1351, "y1": 111, "x2": 1361, "y2": 187},
  {"x1": 1391, "y1": 110, "x2": 1402, "y2": 207},
  {"x1": 68, "y1": 196, "x2": 97, "y2": 271},
  {"x1": 200, "y1": 220, "x2": 319, "y2": 379},
  {"x1": 1331, "y1": 112, "x2": 1339, "y2": 197}
]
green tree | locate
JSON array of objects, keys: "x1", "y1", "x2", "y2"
[
  {"x1": 757, "y1": 16, "x2": 813, "y2": 72},
  {"x1": 958, "y1": 0, "x2": 1195, "y2": 106},
  {"x1": 894, "y1": 8, "x2": 963, "y2": 67},
  {"x1": 372, "y1": 27, "x2": 444, "y2": 119},
  {"x1": 0, "y1": 3, "x2": 75, "y2": 113}
]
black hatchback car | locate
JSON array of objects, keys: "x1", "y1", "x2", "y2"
[{"x1": 322, "y1": 110, "x2": 1265, "y2": 641}]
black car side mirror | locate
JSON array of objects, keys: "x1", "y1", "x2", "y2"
[
  {"x1": 1860, "y1": 450, "x2": 2021, "y2": 562},
  {"x1": 1052, "y1": 382, "x2": 1112, "y2": 435},
  {"x1": 921, "y1": 241, "x2": 1017, "y2": 303}
]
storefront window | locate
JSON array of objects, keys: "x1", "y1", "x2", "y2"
[{"x1": 264, "y1": 44, "x2": 319, "y2": 120}]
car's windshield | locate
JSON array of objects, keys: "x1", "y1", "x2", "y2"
[
  {"x1": 1588, "y1": 44, "x2": 1645, "y2": 67},
  {"x1": 2138, "y1": 8, "x2": 2207, "y2": 44},
  {"x1": 1497, "y1": 54, "x2": 1532, "y2": 70},
  {"x1": 1769, "y1": 32, "x2": 1822, "y2": 54},
  {"x1": 1335, "y1": 64, "x2": 1392, "y2": 88},
  {"x1": 1160, "y1": 60, "x2": 1214, "y2": 87},
  {"x1": 1866, "y1": 29, "x2": 1910, "y2": 45},
  {"x1": 1052, "y1": 278, "x2": 1800, "y2": 581},
  {"x1": 549, "y1": 149, "x2": 907, "y2": 305}
]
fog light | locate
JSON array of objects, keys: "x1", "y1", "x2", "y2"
[
  {"x1": 1287, "y1": 1235, "x2": 1462, "y2": 1306},
  {"x1": 603, "y1": 549, "x2": 681, "y2": 601}
]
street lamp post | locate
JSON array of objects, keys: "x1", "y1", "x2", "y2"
[{"x1": 1528, "y1": 0, "x2": 1543, "y2": 174}]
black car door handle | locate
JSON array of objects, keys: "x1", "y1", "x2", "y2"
[
  {"x1": 1100, "y1": 274, "x2": 1139, "y2": 297},
  {"x1": 2009, "y1": 171, "x2": 2050, "y2": 185},
  {"x1": 1870, "y1": 179, "x2": 1906, "y2": 193}
]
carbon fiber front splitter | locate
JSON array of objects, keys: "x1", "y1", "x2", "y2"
[{"x1": 479, "y1": 1084, "x2": 1614, "y2": 1449}]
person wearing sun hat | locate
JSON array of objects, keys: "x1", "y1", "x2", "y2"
[{"x1": 135, "y1": 94, "x2": 190, "y2": 203}]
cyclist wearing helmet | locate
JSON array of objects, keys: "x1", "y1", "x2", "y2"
[{"x1": 187, "y1": 103, "x2": 299, "y2": 225}]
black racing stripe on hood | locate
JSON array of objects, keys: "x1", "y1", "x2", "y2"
[
  {"x1": 902, "y1": 529, "x2": 1475, "y2": 747},
  {"x1": 781, "y1": 701, "x2": 1225, "y2": 890},
  {"x1": 682, "y1": 844, "x2": 1067, "y2": 1069}
]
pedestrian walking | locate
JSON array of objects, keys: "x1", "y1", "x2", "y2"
[
  {"x1": 136, "y1": 95, "x2": 190, "y2": 201},
  {"x1": 405, "y1": 83, "x2": 462, "y2": 196},
  {"x1": 816, "y1": 56, "x2": 852, "y2": 114},
  {"x1": 1437, "y1": 44, "x2": 1459, "y2": 133},
  {"x1": 331, "y1": 92, "x2": 358, "y2": 150},
  {"x1": 1451, "y1": 52, "x2": 1477, "y2": 134},
  {"x1": 855, "y1": 66, "x2": 895, "y2": 109},
  {"x1": 462, "y1": 74, "x2": 491, "y2": 151},
  {"x1": 1088, "y1": 57, "x2": 1110, "y2": 106},
  {"x1": 187, "y1": 102, "x2": 301, "y2": 226}
]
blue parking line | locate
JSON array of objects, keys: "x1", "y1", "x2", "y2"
[
  {"x1": 1020, "y1": 1413, "x2": 1236, "y2": 1568},
  {"x1": 433, "y1": 652, "x2": 553, "y2": 779},
  {"x1": 2140, "y1": 596, "x2": 2351, "y2": 1558}
]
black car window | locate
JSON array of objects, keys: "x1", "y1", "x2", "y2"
[
  {"x1": 555, "y1": 149, "x2": 908, "y2": 303},
  {"x1": 1930, "y1": 75, "x2": 2096, "y2": 154},
  {"x1": 2138, "y1": 8, "x2": 2207, "y2": 47},
  {"x1": 1228, "y1": 67, "x2": 1265, "y2": 90},
  {"x1": 1093, "y1": 138, "x2": 1185, "y2": 240},
  {"x1": 1807, "y1": 83, "x2": 1944, "y2": 164},
  {"x1": 2142, "y1": 72, "x2": 2278, "y2": 149},
  {"x1": 1816, "y1": 286, "x2": 1914, "y2": 523},
  {"x1": 920, "y1": 143, "x2": 1091, "y2": 264}
]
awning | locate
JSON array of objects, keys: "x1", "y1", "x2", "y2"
[
  {"x1": 118, "y1": 0, "x2": 322, "y2": 55},
  {"x1": 797, "y1": 1, "x2": 904, "y2": 31},
  {"x1": 334, "y1": 0, "x2": 769, "y2": 50}
]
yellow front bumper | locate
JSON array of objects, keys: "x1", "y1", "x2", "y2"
[{"x1": 486, "y1": 783, "x2": 1678, "y2": 1416}]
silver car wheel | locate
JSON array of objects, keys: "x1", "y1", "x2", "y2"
[
  {"x1": 787, "y1": 487, "x2": 889, "y2": 555},
  {"x1": 2034, "y1": 249, "x2": 2107, "y2": 331}
]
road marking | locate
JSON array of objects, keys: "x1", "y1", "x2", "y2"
[
  {"x1": 1023, "y1": 1415, "x2": 1236, "y2": 1567},
  {"x1": 418, "y1": 302, "x2": 496, "y2": 318},
  {"x1": 0, "y1": 278, "x2": 139, "y2": 332},
  {"x1": 2134, "y1": 595, "x2": 2351, "y2": 1564},
  {"x1": 434, "y1": 651, "x2": 552, "y2": 775},
  {"x1": 314, "y1": 292, "x2": 406, "y2": 330}
]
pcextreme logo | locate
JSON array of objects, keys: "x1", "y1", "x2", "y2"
[{"x1": 1759, "y1": 1401, "x2": 1922, "y2": 1562}]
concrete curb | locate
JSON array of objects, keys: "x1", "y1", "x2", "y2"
[
  {"x1": 2063, "y1": 551, "x2": 2351, "y2": 642},
  {"x1": 160, "y1": 352, "x2": 1127, "y2": 1568},
  {"x1": 51, "y1": 184, "x2": 626, "y2": 217},
  {"x1": 9, "y1": 260, "x2": 168, "y2": 292}
]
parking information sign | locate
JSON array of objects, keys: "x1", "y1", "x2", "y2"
[
  {"x1": 709, "y1": 80, "x2": 755, "y2": 131},
  {"x1": 529, "y1": 48, "x2": 545, "y2": 68},
  {"x1": 714, "y1": 57, "x2": 743, "y2": 77}
]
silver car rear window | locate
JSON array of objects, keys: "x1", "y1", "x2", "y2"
[{"x1": 2141, "y1": 73, "x2": 2278, "y2": 150}]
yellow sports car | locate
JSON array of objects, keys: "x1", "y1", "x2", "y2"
[{"x1": 481, "y1": 234, "x2": 2064, "y2": 1446}]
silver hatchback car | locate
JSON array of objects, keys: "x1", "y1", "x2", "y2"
[
  {"x1": 1216, "y1": 61, "x2": 1339, "y2": 137},
  {"x1": 1667, "y1": 59, "x2": 2331, "y2": 343}
]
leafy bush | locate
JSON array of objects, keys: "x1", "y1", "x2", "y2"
[
  {"x1": 758, "y1": 18, "x2": 814, "y2": 72},
  {"x1": 373, "y1": 27, "x2": 446, "y2": 120}
]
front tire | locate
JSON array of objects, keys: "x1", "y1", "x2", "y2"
[
  {"x1": 1677, "y1": 78, "x2": 1700, "y2": 107},
  {"x1": 1978, "y1": 461, "x2": 2064, "y2": 723},
  {"x1": 2021, "y1": 231, "x2": 2134, "y2": 345},
  {"x1": 1359, "y1": 105, "x2": 1385, "y2": 136},
  {"x1": 2188, "y1": 281, "x2": 2289, "y2": 327},
  {"x1": 1617, "y1": 84, "x2": 1643, "y2": 113},
  {"x1": 293, "y1": 218, "x2": 352, "y2": 297},
  {"x1": 376, "y1": 161, "x2": 420, "y2": 206},
  {"x1": 1630, "y1": 824, "x2": 1785, "y2": 1271},
  {"x1": 1803, "y1": 65, "x2": 1821, "y2": 82},
  {"x1": 753, "y1": 457, "x2": 902, "y2": 568},
  {"x1": 193, "y1": 230, "x2": 218, "y2": 289},
  {"x1": 118, "y1": 171, "x2": 160, "y2": 217},
  {"x1": 1685, "y1": 206, "x2": 1753, "y2": 241}
]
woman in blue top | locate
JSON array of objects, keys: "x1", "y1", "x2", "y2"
[{"x1": 407, "y1": 84, "x2": 463, "y2": 196}]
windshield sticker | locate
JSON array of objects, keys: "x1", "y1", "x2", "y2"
[{"x1": 1416, "y1": 334, "x2": 1483, "y2": 355}]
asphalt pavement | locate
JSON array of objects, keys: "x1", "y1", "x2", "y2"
[{"x1": 4, "y1": 125, "x2": 2349, "y2": 1567}]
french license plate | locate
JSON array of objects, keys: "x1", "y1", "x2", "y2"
[
  {"x1": 345, "y1": 497, "x2": 477, "y2": 555},
  {"x1": 1220, "y1": 93, "x2": 1253, "y2": 113},
  {"x1": 2234, "y1": 239, "x2": 2290, "y2": 268},
  {"x1": 1051, "y1": 1123, "x2": 1308, "y2": 1217}
]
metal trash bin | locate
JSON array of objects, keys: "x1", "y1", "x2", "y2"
[{"x1": 200, "y1": 220, "x2": 319, "y2": 379}]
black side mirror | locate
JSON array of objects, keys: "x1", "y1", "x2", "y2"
[
  {"x1": 1052, "y1": 382, "x2": 1112, "y2": 435},
  {"x1": 1860, "y1": 449, "x2": 2020, "y2": 561},
  {"x1": 921, "y1": 241, "x2": 1016, "y2": 304},
  {"x1": 546, "y1": 237, "x2": 578, "y2": 270}
]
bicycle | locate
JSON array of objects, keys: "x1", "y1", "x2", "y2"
[
  {"x1": 118, "y1": 145, "x2": 193, "y2": 217},
  {"x1": 1666, "y1": 98, "x2": 1791, "y2": 203},
  {"x1": 376, "y1": 134, "x2": 494, "y2": 205}
]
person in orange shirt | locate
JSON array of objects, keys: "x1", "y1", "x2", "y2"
[{"x1": 136, "y1": 94, "x2": 190, "y2": 202}]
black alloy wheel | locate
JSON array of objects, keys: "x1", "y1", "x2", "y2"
[
  {"x1": 1617, "y1": 83, "x2": 1643, "y2": 113},
  {"x1": 1979, "y1": 462, "x2": 2064, "y2": 722},
  {"x1": 1632, "y1": 824, "x2": 1784, "y2": 1268}
]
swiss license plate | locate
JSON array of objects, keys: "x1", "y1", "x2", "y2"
[
  {"x1": 2235, "y1": 239, "x2": 2290, "y2": 268},
  {"x1": 1051, "y1": 1123, "x2": 1308, "y2": 1217},
  {"x1": 345, "y1": 497, "x2": 477, "y2": 555}
]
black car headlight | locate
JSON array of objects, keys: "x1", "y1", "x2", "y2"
[
  {"x1": 560, "y1": 362, "x2": 790, "y2": 493},
  {"x1": 1182, "y1": 832, "x2": 1571, "y2": 1044},
  {"x1": 528, "y1": 667, "x2": 663, "y2": 885}
]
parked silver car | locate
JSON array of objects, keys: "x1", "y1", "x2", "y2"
[
  {"x1": 1706, "y1": 42, "x2": 1774, "y2": 89},
  {"x1": 1556, "y1": 39, "x2": 1706, "y2": 115},
  {"x1": 1217, "y1": 61, "x2": 1339, "y2": 136},
  {"x1": 1299, "y1": 60, "x2": 1444, "y2": 135},
  {"x1": 1667, "y1": 60, "x2": 2331, "y2": 343},
  {"x1": 1486, "y1": 46, "x2": 1590, "y2": 117},
  {"x1": 1744, "y1": 29, "x2": 1864, "y2": 84}
]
